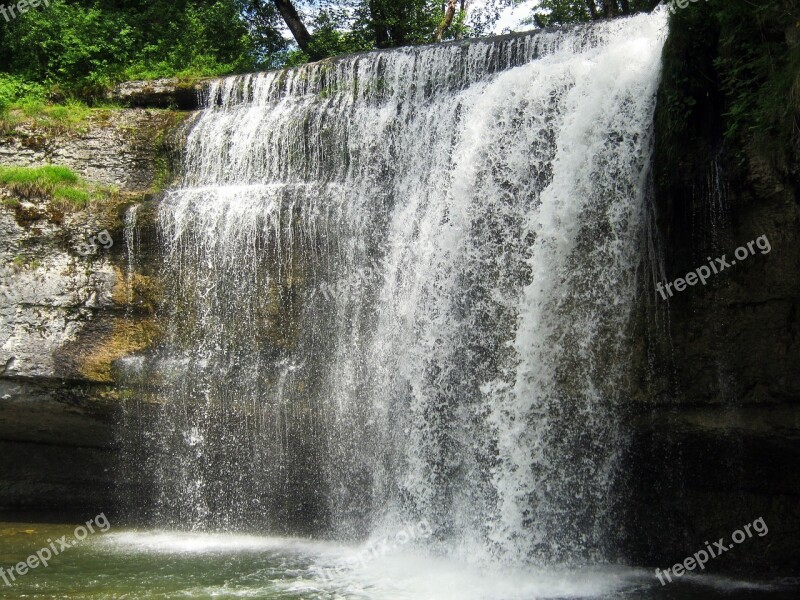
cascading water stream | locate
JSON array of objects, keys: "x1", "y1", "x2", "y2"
[{"x1": 122, "y1": 9, "x2": 668, "y2": 566}]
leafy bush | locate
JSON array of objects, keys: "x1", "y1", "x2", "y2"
[{"x1": 0, "y1": 74, "x2": 47, "y2": 114}]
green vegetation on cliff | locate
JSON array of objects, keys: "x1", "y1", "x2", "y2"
[
  {"x1": 0, "y1": 91, "x2": 97, "y2": 134},
  {"x1": 714, "y1": 1, "x2": 800, "y2": 165},
  {"x1": 0, "y1": 165, "x2": 116, "y2": 209},
  {"x1": 657, "y1": 0, "x2": 800, "y2": 172},
  {"x1": 652, "y1": 0, "x2": 799, "y2": 292}
]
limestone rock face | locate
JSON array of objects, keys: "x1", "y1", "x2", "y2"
[
  {"x1": 0, "y1": 109, "x2": 188, "y2": 191},
  {"x1": 106, "y1": 78, "x2": 207, "y2": 110},
  {"x1": 1, "y1": 204, "x2": 115, "y2": 380},
  {"x1": 0, "y1": 109, "x2": 177, "y2": 515}
]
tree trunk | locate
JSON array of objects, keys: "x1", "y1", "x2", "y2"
[
  {"x1": 369, "y1": 0, "x2": 409, "y2": 48},
  {"x1": 434, "y1": 0, "x2": 459, "y2": 42},
  {"x1": 586, "y1": 1, "x2": 599, "y2": 20},
  {"x1": 601, "y1": 0, "x2": 619, "y2": 18},
  {"x1": 272, "y1": 0, "x2": 312, "y2": 53},
  {"x1": 455, "y1": 0, "x2": 469, "y2": 40}
]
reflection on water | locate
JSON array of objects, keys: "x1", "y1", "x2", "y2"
[{"x1": 0, "y1": 524, "x2": 797, "y2": 599}]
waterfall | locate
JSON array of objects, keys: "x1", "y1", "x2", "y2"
[
  {"x1": 124, "y1": 203, "x2": 141, "y2": 306},
  {"x1": 123, "y1": 9, "x2": 668, "y2": 566}
]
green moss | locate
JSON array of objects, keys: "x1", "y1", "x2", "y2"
[
  {"x1": 80, "y1": 317, "x2": 162, "y2": 382},
  {"x1": 11, "y1": 255, "x2": 41, "y2": 271},
  {"x1": 151, "y1": 129, "x2": 172, "y2": 193}
]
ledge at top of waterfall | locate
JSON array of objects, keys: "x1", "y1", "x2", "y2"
[{"x1": 123, "y1": 8, "x2": 669, "y2": 568}]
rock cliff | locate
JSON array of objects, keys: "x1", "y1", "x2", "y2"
[
  {"x1": 625, "y1": 2, "x2": 800, "y2": 573},
  {"x1": 0, "y1": 106, "x2": 186, "y2": 516}
]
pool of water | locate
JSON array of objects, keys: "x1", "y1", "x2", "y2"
[{"x1": 0, "y1": 523, "x2": 797, "y2": 599}]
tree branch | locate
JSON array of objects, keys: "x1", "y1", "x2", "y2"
[
  {"x1": 272, "y1": 0, "x2": 312, "y2": 53},
  {"x1": 434, "y1": 0, "x2": 459, "y2": 42}
]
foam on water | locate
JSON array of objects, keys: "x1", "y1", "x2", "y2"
[{"x1": 90, "y1": 531, "x2": 782, "y2": 600}]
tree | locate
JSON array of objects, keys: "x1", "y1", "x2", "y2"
[
  {"x1": 240, "y1": 0, "x2": 293, "y2": 68},
  {"x1": 532, "y1": 0, "x2": 660, "y2": 27},
  {"x1": 257, "y1": 0, "x2": 514, "y2": 61},
  {"x1": 365, "y1": 0, "x2": 435, "y2": 48},
  {"x1": 0, "y1": 0, "x2": 267, "y2": 91}
]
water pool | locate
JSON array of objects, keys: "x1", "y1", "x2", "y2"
[{"x1": 1, "y1": 523, "x2": 796, "y2": 600}]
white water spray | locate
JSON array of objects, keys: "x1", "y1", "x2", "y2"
[{"x1": 124, "y1": 10, "x2": 668, "y2": 565}]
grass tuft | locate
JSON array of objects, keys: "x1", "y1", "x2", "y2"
[
  {"x1": 0, "y1": 99, "x2": 99, "y2": 135},
  {"x1": 0, "y1": 165, "x2": 112, "y2": 210}
]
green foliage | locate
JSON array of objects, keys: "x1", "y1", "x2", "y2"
[
  {"x1": 660, "y1": 0, "x2": 800, "y2": 164},
  {"x1": 2, "y1": 1, "x2": 134, "y2": 91},
  {"x1": 0, "y1": 0, "x2": 537, "y2": 89},
  {"x1": 239, "y1": 0, "x2": 295, "y2": 69},
  {"x1": 0, "y1": 0, "x2": 260, "y2": 93},
  {"x1": 710, "y1": 0, "x2": 800, "y2": 160},
  {"x1": 655, "y1": 0, "x2": 800, "y2": 188},
  {"x1": 0, "y1": 165, "x2": 112, "y2": 209},
  {"x1": 0, "y1": 74, "x2": 47, "y2": 115},
  {"x1": 533, "y1": 0, "x2": 592, "y2": 26},
  {"x1": 450, "y1": 8, "x2": 472, "y2": 40},
  {"x1": 363, "y1": 0, "x2": 443, "y2": 48},
  {"x1": 533, "y1": 0, "x2": 658, "y2": 27},
  {"x1": 306, "y1": 9, "x2": 373, "y2": 59},
  {"x1": 119, "y1": 0, "x2": 259, "y2": 82}
]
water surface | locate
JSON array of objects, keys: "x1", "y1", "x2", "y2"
[{"x1": 1, "y1": 523, "x2": 796, "y2": 599}]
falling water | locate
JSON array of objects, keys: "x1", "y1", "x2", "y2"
[
  {"x1": 123, "y1": 10, "x2": 668, "y2": 566},
  {"x1": 124, "y1": 203, "x2": 141, "y2": 305}
]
